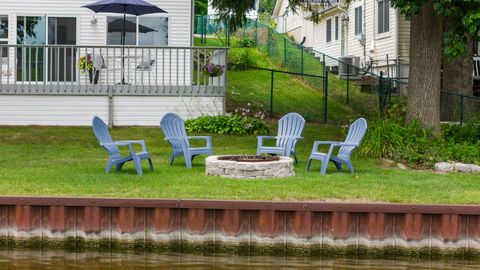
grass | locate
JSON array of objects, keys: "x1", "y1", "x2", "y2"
[
  {"x1": 196, "y1": 34, "x2": 379, "y2": 122},
  {"x1": 1, "y1": 124, "x2": 479, "y2": 204}
]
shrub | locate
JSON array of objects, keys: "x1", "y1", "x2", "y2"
[
  {"x1": 442, "y1": 121, "x2": 480, "y2": 144},
  {"x1": 228, "y1": 48, "x2": 257, "y2": 70},
  {"x1": 237, "y1": 38, "x2": 255, "y2": 48},
  {"x1": 360, "y1": 118, "x2": 480, "y2": 168},
  {"x1": 185, "y1": 115, "x2": 269, "y2": 135}
]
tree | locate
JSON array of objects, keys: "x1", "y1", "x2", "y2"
[
  {"x1": 399, "y1": 0, "x2": 442, "y2": 132},
  {"x1": 259, "y1": 0, "x2": 276, "y2": 14},
  {"x1": 195, "y1": 0, "x2": 208, "y2": 15},
  {"x1": 210, "y1": 0, "x2": 480, "y2": 130}
]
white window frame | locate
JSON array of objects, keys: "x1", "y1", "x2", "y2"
[
  {"x1": 106, "y1": 15, "x2": 170, "y2": 46},
  {"x1": 377, "y1": 0, "x2": 390, "y2": 35},
  {"x1": 326, "y1": 18, "x2": 332, "y2": 43},
  {"x1": 354, "y1": 6, "x2": 363, "y2": 36},
  {"x1": 0, "y1": 15, "x2": 8, "y2": 58}
]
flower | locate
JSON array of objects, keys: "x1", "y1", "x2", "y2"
[
  {"x1": 201, "y1": 62, "x2": 224, "y2": 77},
  {"x1": 77, "y1": 55, "x2": 94, "y2": 74}
]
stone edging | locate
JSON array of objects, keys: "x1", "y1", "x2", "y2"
[{"x1": 205, "y1": 155, "x2": 295, "y2": 179}]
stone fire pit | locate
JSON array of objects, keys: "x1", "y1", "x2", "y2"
[{"x1": 205, "y1": 155, "x2": 295, "y2": 179}]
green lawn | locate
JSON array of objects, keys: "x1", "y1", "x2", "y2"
[{"x1": 0, "y1": 124, "x2": 479, "y2": 204}]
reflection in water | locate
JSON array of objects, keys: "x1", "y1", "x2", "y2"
[{"x1": 0, "y1": 250, "x2": 479, "y2": 270}]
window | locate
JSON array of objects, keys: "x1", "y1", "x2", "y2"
[
  {"x1": 138, "y1": 17, "x2": 168, "y2": 46},
  {"x1": 326, "y1": 19, "x2": 332, "y2": 43},
  {"x1": 335, "y1": 16, "x2": 339, "y2": 41},
  {"x1": 107, "y1": 16, "x2": 137, "y2": 45},
  {"x1": 378, "y1": 0, "x2": 390, "y2": 34},
  {"x1": 107, "y1": 16, "x2": 169, "y2": 46},
  {"x1": 0, "y1": 15, "x2": 8, "y2": 57},
  {"x1": 16, "y1": 16, "x2": 46, "y2": 81},
  {"x1": 354, "y1": 6, "x2": 363, "y2": 36}
]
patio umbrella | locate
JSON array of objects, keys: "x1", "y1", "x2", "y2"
[
  {"x1": 108, "y1": 18, "x2": 158, "y2": 34},
  {"x1": 82, "y1": 0, "x2": 166, "y2": 83}
]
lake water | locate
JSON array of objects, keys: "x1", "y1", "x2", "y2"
[{"x1": 0, "y1": 250, "x2": 479, "y2": 269}]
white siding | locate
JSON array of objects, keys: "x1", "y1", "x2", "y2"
[
  {"x1": 0, "y1": 0, "x2": 191, "y2": 47},
  {"x1": 274, "y1": 0, "x2": 303, "y2": 38},
  {"x1": 279, "y1": 0, "x2": 406, "y2": 73},
  {"x1": 114, "y1": 96, "x2": 223, "y2": 125},
  {"x1": 0, "y1": 96, "x2": 108, "y2": 125},
  {"x1": 344, "y1": 0, "x2": 398, "y2": 71},
  {"x1": 0, "y1": 95, "x2": 223, "y2": 126},
  {"x1": 312, "y1": 13, "x2": 343, "y2": 67}
]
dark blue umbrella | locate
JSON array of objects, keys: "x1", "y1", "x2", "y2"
[
  {"x1": 82, "y1": 0, "x2": 166, "y2": 84},
  {"x1": 83, "y1": 0, "x2": 166, "y2": 16}
]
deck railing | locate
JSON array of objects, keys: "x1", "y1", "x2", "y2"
[{"x1": 0, "y1": 45, "x2": 228, "y2": 97}]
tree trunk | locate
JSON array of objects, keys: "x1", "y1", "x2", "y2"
[
  {"x1": 441, "y1": 27, "x2": 473, "y2": 121},
  {"x1": 406, "y1": 0, "x2": 442, "y2": 134}
]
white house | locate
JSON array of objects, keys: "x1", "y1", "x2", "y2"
[
  {"x1": 0, "y1": 0, "x2": 227, "y2": 126},
  {"x1": 273, "y1": 0, "x2": 410, "y2": 78}
]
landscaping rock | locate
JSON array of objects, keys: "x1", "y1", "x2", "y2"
[
  {"x1": 470, "y1": 165, "x2": 480, "y2": 173},
  {"x1": 434, "y1": 162, "x2": 454, "y2": 173},
  {"x1": 380, "y1": 158, "x2": 395, "y2": 167},
  {"x1": 454, "y1": 162, "x2": 472, "y2": 173},
  {"x1": 396, "y1": 163, "x2": 408, "y2": 170}
]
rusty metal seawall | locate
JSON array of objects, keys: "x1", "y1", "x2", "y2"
[{"x1": 0, "y1": 197, "x2": 479, "y2": 256}]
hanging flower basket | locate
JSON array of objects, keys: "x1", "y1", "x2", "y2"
[
  {"x1": 201, "y1": 63, "x2": 224, "y2": 78},
  {"x1": 77, "y1": 54, "x2": 99, "y2": 84}
]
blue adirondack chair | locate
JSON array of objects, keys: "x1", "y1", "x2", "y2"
[
  {"x1": 307, "y1": 118, "x2": 367, "y2": 174},
  {"x1": 256, "y1": 112, "x2": 305, "y2": 163},
  {"x1": 160, "y1": 113, "x2": 213, "y2": 168},
  {"x1": 92, "y1": 116, "x2": 153, "y2": 176}
]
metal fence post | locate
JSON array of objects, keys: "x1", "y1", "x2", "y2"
[
  {"x1": 379, "y1": 71, "x2": 384, "y2": 114},
  {"x1": 267, "y1": 29, "x2": 271, "y2": 56},
  {"x1": 270, "y1": 70, "x2": 274, "y2": 117},
  {"x1": 255, "y1": 19, "x2": 258, "y2": 46},
  {"x1": 324, "y1": 71, "x2": 329, "y2": 123},
  {"x1": 460, "y1": 95, "x2": 465, "y2": 125},
  {"x1": 346, "y1": 64, "x2": 350, "y2": 104},
  {"x1": 322, "y1": 54, "x2": 326, "y2": 78},
  {"x1": 283, "y1": 38, "x2": 287, "y2": 67}
]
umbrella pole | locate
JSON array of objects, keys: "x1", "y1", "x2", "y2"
[{"x1": 122, "y1": 8, "x2": 126, "y2": 84}]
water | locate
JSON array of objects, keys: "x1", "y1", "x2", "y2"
[{"x1": 0, "y1": 250, "x2": 479, "y2": 269}]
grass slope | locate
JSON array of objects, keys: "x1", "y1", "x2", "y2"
[{"x1": 0, "y1": 124, "x2": 479, "y2": 204}]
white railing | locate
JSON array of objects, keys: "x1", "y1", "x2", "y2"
[{"x1": 0, "y1": 45, "x2": 228, "y2": 97}]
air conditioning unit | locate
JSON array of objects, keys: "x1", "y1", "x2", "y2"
[{"x1": 338, "y1": 56, "x2": 360, "y2": 77}]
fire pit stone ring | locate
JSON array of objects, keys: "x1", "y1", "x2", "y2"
[{"x1": 205, "y1": 155, "x2": 295, "y2": 179}]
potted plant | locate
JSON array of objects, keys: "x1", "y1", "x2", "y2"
[
  {"x1": 77, "y1": 54, "x2": 99, "y2": 84},
  {"x1": 201, "y1": 62, "x2": 224, "y2": 78}
]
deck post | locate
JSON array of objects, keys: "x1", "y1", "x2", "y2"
[{"x1": 108, "y1": 86, "x2": 114, "y2": 127}]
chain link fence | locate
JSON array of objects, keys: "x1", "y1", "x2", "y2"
[
  {"x1": 227, "y1": 64, "x2": 327, "y2": 122},
  {"x1": 440, "y1": 91, "x2": 480, "y2": 124},
  {"x1": 197, "y1": 15, "x2": 479, "y2": 124}
]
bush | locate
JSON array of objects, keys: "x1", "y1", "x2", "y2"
[
  {"x1": 237, "y1": 38, "x2": 255, "y2": 48},
  {"x1": 442, "y1": 121, "x2": 480, "y2": 144},
  {"x1": 228, "y1": 48, "x2": 257, "y2": 70},
  {"x1": 360, "y1": 118, "x2": 480, "y2": 168},
  {"x1": 185, "y1": 115, "x2": 269, "y2": 135}
]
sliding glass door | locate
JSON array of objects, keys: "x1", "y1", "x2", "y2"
[
  {"x1": 47, "y1": 17, "x2": 76, "y2": 82},
  {"x1": 17, "y1": 16, "x2": 76, "y2": 82},
  {"x1": 16, "y1": 16, "x2": 46, "y2": 82}
]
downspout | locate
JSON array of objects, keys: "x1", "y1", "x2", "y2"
[
  {"x1": 394, "y1": 9, "x2": 400, "y2": 78},
  {"x1": 337, "y1": 1, "x2": 348, "y2": 56},
  {"x1": 191, "y1": 0, "x2": 194, "y2": 46},
  {"x1": 363, "y1": 0, "x2": 366, "y2": 64}
]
